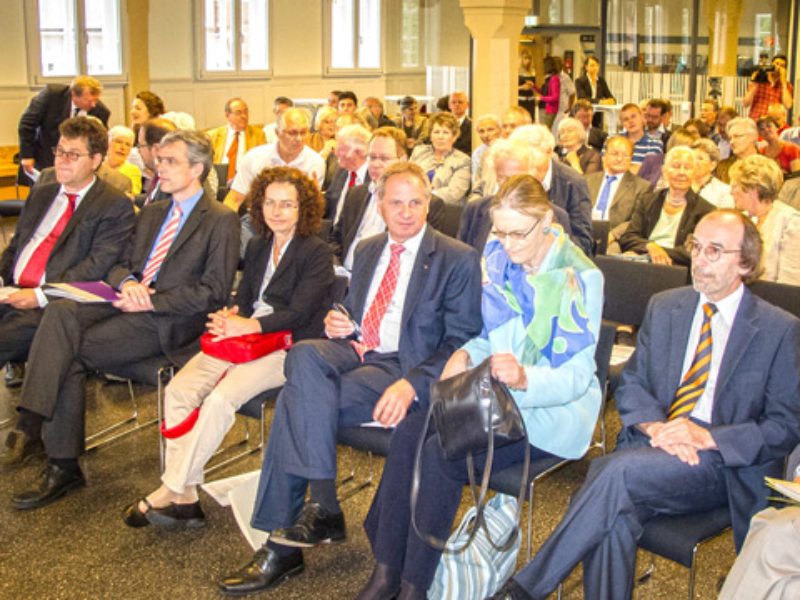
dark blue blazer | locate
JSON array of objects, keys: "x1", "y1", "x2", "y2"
[
  {"x1": 457, "y1": 194, "x2": 572, "y2": 253},
  {"x1": 549, "y1": 159, "x2": 593, "y2": 256},
  {"x1": 343, "y1": 225, "x2": 482, "y2": 406},
  {"x1": 616, "y1": 286, "x2": 800, "y2": 548}
]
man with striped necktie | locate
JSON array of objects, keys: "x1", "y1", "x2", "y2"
[
  {"x1": 7, "y1": 130, "x2": 239, "y2": 510},
  {"x1": 491, "y1": 210, "x2": 800, "y2": 600}
]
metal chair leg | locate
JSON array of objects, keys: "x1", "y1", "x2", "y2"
[
  {"x1": 337, "y1": 447, "x2": 376, "y2": 501},
  {"x1": 85, "y1": 375, "x2": 159, "y2": 451}
]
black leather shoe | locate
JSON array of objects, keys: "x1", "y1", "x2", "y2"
[
  {"x1": 269, "y1": 502, "x2": 345, "y2": 547},
  {"x1": 122, "y1": 498, "x2": 152, "y2": 528},
  {"x1": 12, "y1": 463, "x2": 85, "y2": 510},
  {"x1": 4, "y1": 361, "x2": 25, "y2": 388},
  {"x1": 218, "y1": 546, "x2": 304, "y2": 597},
  {"x1": 145, "y1": 501, "x2": 205, "y2": 529},
  {"x1": 355, "y1": 563, "x2": 401, "y2": 600},
  {"x1": 0, "y1": 430, "x2": 45, "y2": 473}
]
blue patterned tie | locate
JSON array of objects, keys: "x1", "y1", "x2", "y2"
[{"x1": 595, "y1": 174, "x2": 617, "y2": 218}]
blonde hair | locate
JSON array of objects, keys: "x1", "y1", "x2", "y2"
[{"x1": 729, "y1": 154, "x2": 783, "y2": 203}]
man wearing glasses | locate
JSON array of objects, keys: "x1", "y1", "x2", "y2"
[
  {"x1": 491, "y1": 210, "x2": 800, "y2": 600},
  {"x1": 0, "y1": 117, "x2": 134, "y2": 396}
]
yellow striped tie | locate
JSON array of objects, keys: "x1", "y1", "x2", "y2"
[{"x1": 668, "y1": 303, "x2": 717, "y2": 420}]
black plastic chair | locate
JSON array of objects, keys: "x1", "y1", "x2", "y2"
[
  {"x1": 749, "y1": 279, "x2": 800, "y2": 318},
  {"x1": 591, "y1": 220, "x2": 610, "y2": 256},
  {"x1": 441, "y1": 203, "x2": 464, "y2": 238}
]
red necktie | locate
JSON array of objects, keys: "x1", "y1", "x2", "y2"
[
  {"x1": 348, "y1": 171, "x2": 357, "y2": 188},
  {"x1": 352, "y1": 243, "x2": 405, "y2": 359},
  {"x1": 141, "y1": 205, "x2": 182, "y2": 285},
  {"x1": 17, "y1": 193, "x2": 78, "y2": 287},
  {"x1": 226, "y1": 132, "x2": 240, "y2": 183}
]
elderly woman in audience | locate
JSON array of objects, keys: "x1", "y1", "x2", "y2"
[
  {"x1": 716, "y1": 117, "x2": 759, "y2": 183},
  {"x1": 757, "y1": 115, "x2": 800, "y2": 176},
  {"x1": 357, "y1": 174, "x2": 602, "y2": 600},
  {"x1": 395, "y1": 96, "x2": 429, "y2": 152},
  {"x1": 308, "y1": 106, "x2": 338, "y2": 156},
  {"x1": 691, "y1": 138, "x2": 734, "y2": 208},
  {"x1": 122, "y1": 167, "x2": 333, "y2": 529},
  {"x1": 556, "y1": 117, "x2": 601, "y2": 175},
  {"x1": 730, "y1": 154, "x2": 800, "y2": 285},
  {"x1": 620, "y1": 146, "x2": 715, "y2": 266},
  {"x1": 410, "y1": 112, "x2": 471, "y2": 205},
  {"x1": 638, "y1": 127, "x2": 697, "y2": 189},
  {"x1": 104, "y1": 125, "x2": 142, "y2": 195}
]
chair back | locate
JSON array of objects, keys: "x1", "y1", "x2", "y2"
[
  {"x1": 591, "y1": 220, "x2": 610, "y2": 256},
  {"x1": 441, "y1": 203, "x2": 464, "y2": 238},
  {"x1": 748, "y1": 279, "x2": 800, "y2": 319},
  {"x1": 595, "y1": 255, "x2": 689, "y2": 326}
]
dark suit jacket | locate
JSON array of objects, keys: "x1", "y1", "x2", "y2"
[
  {"x1": 619, "y1": 188, "x2": 714, "y2": 265},
  {"x1": 105, "y1": 192, "x2": 240, "y2": 361},
  {"x1": 457, "y1": 195, "x2": 572, "y2": 252},
  {"x1": 586, "y1": 170, "x2": 653, "y2": 242},
  {"x1": 454, "y1": 116, "x2": 472, "y2": 156},
  {"x1": 323, "y1": 167, "x2": 370, "y2": 220},
  {"x1": 343, "y1": 226, "x2": 482, "y2": 406},
  {"x1": 587, "y1": 126, "x2": 607, "y2": 152},
  {"x1": 0, "y1": 178, "x2": 134, "y2": 286},
  {"x1": 18, "y1": 84, "x2": 111, "y2": 172},
  {"x1": 329, "y1": 184, "x2": 446, "y2": 264},
  {"x1": 574, "y1": 75, "x2": 615, "y2": 102},
  {"x1": 549, "y1": 159, "x2": 593, "y2": 256},
  {"x1": 616, "y1": 286, "x2": 800, "y2": 548},
  {"x1": 235, "y1": 233, "x2": 334, "y2": 341}
]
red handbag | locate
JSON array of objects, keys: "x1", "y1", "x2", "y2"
[{"x1": 200, "y1": 330, "x2": 293, "y2": 364}]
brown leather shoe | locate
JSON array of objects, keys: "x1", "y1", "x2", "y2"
[{"x1": 0, "y1": 430, "x2": 45, "y2": 473}]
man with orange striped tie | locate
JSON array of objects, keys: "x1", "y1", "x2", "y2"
[
  {"x1": 490, "y1": 210, "x2": 800, "y2": 600},
  {"x1": 6, "y1": 130, "x2": 239, "y2": 510}
]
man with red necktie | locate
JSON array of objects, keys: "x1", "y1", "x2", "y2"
[
  {"x1": 0, "y1": 117, "x2": 134, "y2": 389},
  {"x1": 218, "y1": 162, "x2": 482, "y2": 597},
  {"x1": 3, "y1": 130, "x2": 240, "y2": 509},
  {"x1": 490, "y1": 210, "x2": 800, "y2": 600}
]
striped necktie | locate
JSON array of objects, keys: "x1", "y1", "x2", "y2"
[
  {"x1": 141, "y1": 205, "x2": 182, "y2": 286},
  {"x1": 226, "y1": 132, "x2": 239, "y2": 183},
  {"x1": 668, "y1": 302, "x2": 718, "y2": 420},
  {"x1": 351, "y1": 243, "x2": 405, "y2": 360}
]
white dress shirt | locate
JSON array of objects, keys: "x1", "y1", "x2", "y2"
[
  {"x1": 592, "y1": 171, "x2": 623, "y2": 220},
  {"x1": 361, "y1": 225, "x2": 426, "y2": 353},
  {"x1": 231, "y1": 142, "x2": 326, "y2": 196},
  {"x1": 221, "y1": 126, "x2": 247, "y2": 166},
  {"x1": 682, "y1": 284, "x2": 744, "y2": 423},
  {"x1": 333, "y1": 162, "x2": 369, "y2": 225},
  {"x1": 344, "y1": 184, "x2": 386, "y2": 272},
  {"x1": 251, "y1": 237, "x2": 293, "y2": 318}
]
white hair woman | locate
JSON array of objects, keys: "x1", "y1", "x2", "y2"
[{"x1": 556, "y1": 117, "x2": 601, "y2": 175}]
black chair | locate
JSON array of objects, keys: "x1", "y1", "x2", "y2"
[
  {"x1": 591, "y1": 220, "x2": 610, "y2": 256},
  {"x1": 749, "y1": 279, "x2": 800, "y2": 318},
  {"x1": 0, "y1": 199, "x2": 24, "y2": 245},
  {"x1": 441, "y1": 203, "x2": 463, "y2": 238}
]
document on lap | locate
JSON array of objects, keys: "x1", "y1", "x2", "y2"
[
  {"x1": 766, "y1": 477, "x2": 800, "y2": 503},
  {"x1": 43, "y1": 281, "x2": 121, "y2": 303}
]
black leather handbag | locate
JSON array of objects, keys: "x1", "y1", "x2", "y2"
[{"x1": 411, "y1": 358, "x2": 530, "y2": 552}]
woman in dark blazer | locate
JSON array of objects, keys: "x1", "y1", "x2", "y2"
[
  {"x1": 123, "y1": 166, "x2": 333, "y2": 529},
  {"x1": 574, "y1": 55, "x2": 615, "y2": 103},
  {"x1": 619, "y1": 147, "x2": 715, "y2": 266}
]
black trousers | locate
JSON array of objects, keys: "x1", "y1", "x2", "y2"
[{"x1": 0, "y1": 303, "x2": 44, "y2": 363}]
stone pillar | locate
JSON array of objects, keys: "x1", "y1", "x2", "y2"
[
  {"x1": 124, "y1": 0, "x2": 150, "y2": 125},
  {"x1": 460, "y1": 0, "x2": 530, "y2": 137}
]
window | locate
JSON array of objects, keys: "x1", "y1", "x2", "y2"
[
  {"x1": 196, "y1": 0, "x2": 270, "y2": 79},
  {"x1": 25, "y1": 0, "x2": 124, "y2": 82},
  {"x1": 401, "y1": 0, "x2": 420, "y2": 68},
  {"x1": 325, "y1": 0, "x2": 381, "y2": 73}
]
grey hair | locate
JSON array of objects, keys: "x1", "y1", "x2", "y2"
[
  {"x1": 277, "y1": 107, "x2": 311, "y2": 132},
  {"x1": 509, "y1": 124, "x2": 556, "y2": 153},
  {"x1": 691, "y1": 138, "x2": 721, "y2": 164},
  {"x1": 159, "y1": 129, "x2": 214, "y2": 182},
  {"x1": 557, "y1": 117, "x2": 587, "y2": 146}
]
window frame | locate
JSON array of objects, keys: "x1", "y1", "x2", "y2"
[
  {"x1": 323, "y1": 0, "x2": 384, "y2": 77},
  {"x1": 193, "y1": 0, "x2": 273, "y2": 81},
  {"x1": 23, "y1": 0, "x2": 129, "y2": 85}
]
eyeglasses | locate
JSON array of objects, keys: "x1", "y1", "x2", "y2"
[
  {"x1": 264, "y1": 200, "x2": 299, "y2": 211},
  {"x1": 491, "y1": 219, "x2": 541, "y2": 242},
  {"x1": 367, "y1": 153, "x2": 396, "y2": 163},
  {"x1": 52, "y1": 147, "x2": 90, "y2": 162},
  {"x1": 684, "y1": 238, "x2": 741, "y2": 262}
]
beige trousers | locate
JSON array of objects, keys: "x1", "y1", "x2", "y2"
[{"x1": 161, "y1": 349, "x2": 286, "y2": 492}]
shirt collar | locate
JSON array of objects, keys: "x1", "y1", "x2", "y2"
[
  {"x1": 541, "y1": 159, "x2": 554, "y2": 191},
  {"x1": 58, "y1": 176, "x2": 97, "y2": 204},
  {"x1": 699, "y1": 282, "x2": 745, "y2": 327},
  {"x1": 388, "y1": 223, "x2": 426, "y2": 256},
  {"x1": 172, "y1": 187, "x2": 204, "y2": 216}
]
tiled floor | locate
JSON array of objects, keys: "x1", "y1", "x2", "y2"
[{"x1": 0, "y1": 376, "x2": 737, "y2": 600}]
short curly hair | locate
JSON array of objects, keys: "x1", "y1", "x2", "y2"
[
  {"x1": 427, "y1": 112, "x2": 460, "y2": 140},
  {"x1": 247, "y1": 167, "x2": 324, "y2": 238},
  {"x1": 135, "y1": 91, "x2": 166, "y2": 118}
]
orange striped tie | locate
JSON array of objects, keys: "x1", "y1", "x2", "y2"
[
  {"x1": 668, "y1": 303, "x2": 717, "y2": 420},
  {"x1": 141, "y1": 205, "x2": 182, "y2": 285}
]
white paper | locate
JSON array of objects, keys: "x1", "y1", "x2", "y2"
[
  {"x1": 359, "y1": 420, "x2": 396, "y2": 429},
  {"x1": 201, "y1": 470, "x2": 268, "y2": 551},
  {"x1": 610, "y1": 344, "x2": 635, "y2": 366},
  {"x1": 766, "y1": 477, "x2": 800, "y2": 503}
]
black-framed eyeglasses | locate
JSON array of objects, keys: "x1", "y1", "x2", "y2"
[
  {"x1": 684, "y1": 238, "x2": 741, "y2": 262},
  {"x1": 491, "y1": 219, "x2": 541, "y2": 242},
  {"x1": 52, "y1": 146, "x2": 90, "y2": 162}
]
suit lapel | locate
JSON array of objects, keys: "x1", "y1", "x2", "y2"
[
  {"x1": 400, "y1": 227, "x2": 435, "y2": 331},
  {"x1": 712, "y1": 290, "x2": 757, "y2": 420},
  {"x1": 164, "y1": 193, "x2": 209, "y2": 260},
  {"x1": 610, "y1": 173, "x2": 633, "y2": 222},
  {"x1": 666, "y1": 290, "x2": 698, "y2": 399},
  {"x1": 138, "y1": 200, "x2": 172, "y2": 270},
  {"x1": 18, "y1": 185, "x2": 60, "y2": 250}
]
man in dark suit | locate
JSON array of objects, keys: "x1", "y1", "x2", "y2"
[
  {"x1": 3, "y1": 130, "x2": 240, "y2": 508},
  {"x1": 492, "y1": 210, "x2": 800, "y2": 600},
  {"x1": 18, "y1": 76, "x2": 110, "y2": 185},
  {"x1": 0, "y1": 117, "x2": 134, "y2": 392},
  {"x1": 585, "y1": 135, "x2": 653, "y2": 253},
  {"x1": 330, "y1": 127, "x2": 444, "y2": 270},
  {"x1": 136, "y1": 118, "x2": 177, "y2": 206},
  {"x1": 458, "y1": 138, "x2": 572, "y2": 251},
  {"x1": 218, "y1": 161, "x2": 482, "y2": 597},
  {"x1": 322, "y1": 124, "x2": 371, "y2": 221},
  {"x1": 571, "y1": 99, "x2": 607, "y2": 152},
  {"x1": 509, "y1": 124, "x2": 593, "y2": 255},
  {"x1": 449, "y1": 91, "x2": 472, "y2": 156}
]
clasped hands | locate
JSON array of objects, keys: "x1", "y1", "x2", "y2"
[
  {"x1": 641, "y1": 418, "x2": 717, "y2": 466},
  {"x1": 113, "y1": 280, "x2": 155, "y2": 312},
  {"x1": 205, "y1": 305, "x2": 260, "y2": 341}
]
